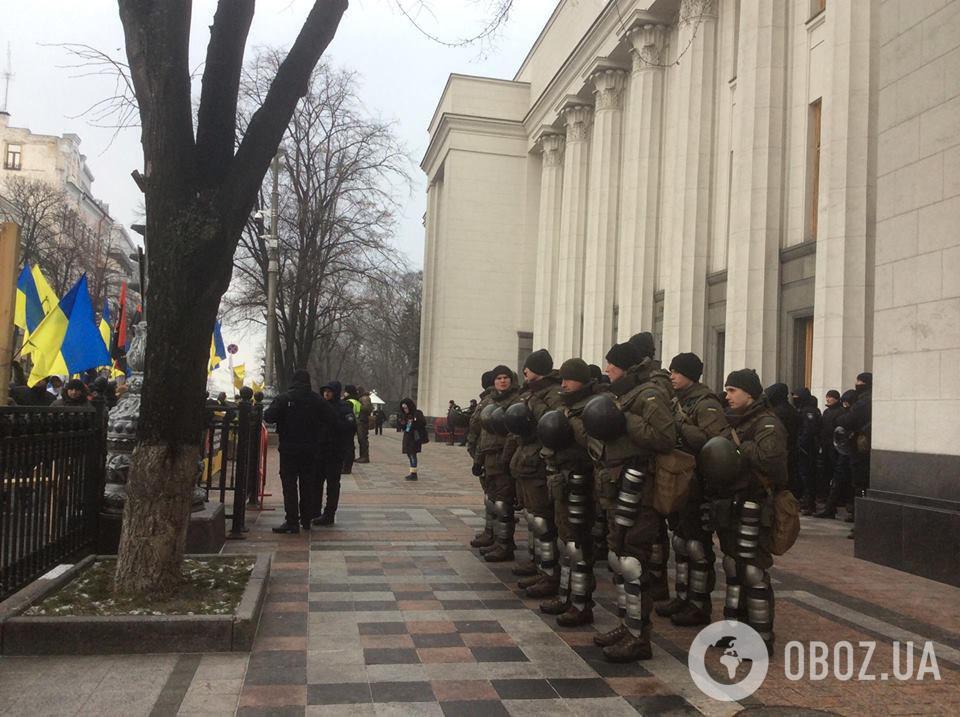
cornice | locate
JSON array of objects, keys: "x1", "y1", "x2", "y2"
[
  {"x1": 426, "y1": 73, "x2": 530, "y2": 137},
  {"x1": 421, "y1": 113, "x2": 528, "y2": 177}
]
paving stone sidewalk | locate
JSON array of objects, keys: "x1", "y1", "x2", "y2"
[{"x1": 1, "y1": 432, "x2": 958, "y2": 716}]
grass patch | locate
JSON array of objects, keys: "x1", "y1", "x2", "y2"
[{"x1": 24, "y1": 557, "x2": 255, "y2": 617}]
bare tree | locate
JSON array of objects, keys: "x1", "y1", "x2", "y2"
[{"x1": 227, "y1": 50, "x2": 410, "y2": 391}]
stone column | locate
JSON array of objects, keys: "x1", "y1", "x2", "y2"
[
  {"x1": 724, "y1": 0, "x2": 787, "y2": 380},
  {"x1": 416, "y1": 182, "x2": 439, "y2": 409},
  {"x1": 661, "y1": 0, "x2": 718, "y2": 362},
  {"x1": 532, "y1": 131, "x2": 565, "y2": 355},
  {"x1": 581, "y1": 66, "x2": 627, "y2": 364},
  {"x1": 617, "y1": 24, "x2": 669, "y2": 342},
  {"x1": 554, "y1": 101, "x2": 593, "y2": 360},
  {"x1": 810, "y1": 0, "x2": 873, "y2": 398}
]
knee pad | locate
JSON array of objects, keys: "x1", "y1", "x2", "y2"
[
  {"x1": 568, "y1": 541, "x2": 584, "y2": 565},
  {"x1": 722, "y1": 555, "x2": 738, "y2": 579},
  {"x1": 672, "y1": 532, "x2": 689, "y2": 558},
  {"x1": 619, "y1": 555, "x2": 642, "y2": 582},
  {"x1": 493, "y1": 500, "x2": 510, "y2": 519},
  {"x1": 742, "y1": 564, "x2": 769, "y2": 588},
  {"x1": 484, "y1": 497, "x2": 495, "y2": 515},
  {"x1": 531, "y1": 515, "x2": 549, "y2": 539},
  {"x1": 686, "y1": 539, "x2": 708, "y2": 563},
  {"x1": 525, "y1": 511, "x2": 536, "y2": 530},
  {"x1": 649, "y1": 541, "x2": 666, "y2": 567},
  {"x1": 607, "y1": 550, "x2": 622, "y2": 576},
  {"x1": 737, "y1": 500, "x2": 762, "y2": 560}
]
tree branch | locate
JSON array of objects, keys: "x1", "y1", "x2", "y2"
[{"x1": 195, "y1": 0, "x2": 255, "y2": 188}]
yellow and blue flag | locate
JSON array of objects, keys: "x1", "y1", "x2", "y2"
[
  {"x1": 208, "y1": 320, "x2": 227, "y2": 374},
  {"x1": 14, "y1": 262, "x2": 45, "y2": 336},
  {"x1": 31, "y1": 263, "x2": 59, "y2": 315},
  {"x1": 24, "y1": 274, "x2": 112, "y2": 386},
  {"x1": 99, "y1": 299, "x2": 112, "y2": 353},
  {"x1": 233, "y1": 363, "x2": 245, "y2": 390}
]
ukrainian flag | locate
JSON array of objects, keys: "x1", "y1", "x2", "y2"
[
  {"x1": 98, "y1": 300, "x2": 124, "y2": 378},
  {"x1": 209, "y1": 320, "x2": 227, "y2": 374},
  {"x1": 31, "y1": 263, "x2": 59, "y2": 315},
  {"x1": 14, "y1": 262, "x2": 45, "y2": 338},
  {"x1": 24, "y1": 274, "x2": 111, "y2": 386}
]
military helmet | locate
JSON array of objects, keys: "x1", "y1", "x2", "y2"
[
  {"x1": 582, "y1": 394, "x2": 626, "y2": 441},
  {"x1": 480, "y1": 403, "x2": 499, "y2": 432},
  {"x1": 504, "y1": 402, "x2": 535, "y2": 437},
  {"x1": 833, "y1": 425, "x2": 853, "y2": 456},
  {"x1": 698, "y1": 436, "x2": 742, "y2": 486},
  {"x1": 537, "y1": 409, "x2": 574, "y2": 451},
  {"x1": 489, "y1": 406, "x2": 509, "y2": 436}
]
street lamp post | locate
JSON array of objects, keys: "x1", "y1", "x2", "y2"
[{"x1": 263, "y1": 153, "x2": 280, "y2": 397}]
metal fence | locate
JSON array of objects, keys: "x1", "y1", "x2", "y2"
[
  {"x1": 0, "y1": 404, "x2": 107, "y2": 601},
  {"x1": 199, "y1": 400, "x2": 264, "y2": 537}
]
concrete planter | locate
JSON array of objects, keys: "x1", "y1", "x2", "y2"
[{"x1": 0, "y1": 553, "x2": 269, "y2": 655}]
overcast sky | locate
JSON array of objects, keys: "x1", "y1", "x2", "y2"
[
  {"x1": 3, "y1": 0, "x2": 557, "y2": 267},
  {"x1": 2, "y1": 1, "x2": 557, "y2": 386}
]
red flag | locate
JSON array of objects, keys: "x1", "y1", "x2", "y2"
[{"x1": 113, "y1": 281, "x2": 128, "y2": 369}]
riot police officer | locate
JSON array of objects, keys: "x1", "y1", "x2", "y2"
[
  {"x1": 538, "y1": 358, "x2": 599, "y2": 626},
  {"x1": 503, "y1": 350, "x2": 564, "y2": 596},
  {"x1": 468, "y1": 370, "x2": 497, "y2": 548},
  {"x1": 656, "y1": 352, "x2": 731, "y2": 627},
  {"x1": 586, "y1": 341, "x2": 676, "y2": 663},
  {"x1": 476, "y1": 365, "x2": 520, "y2": 562}
]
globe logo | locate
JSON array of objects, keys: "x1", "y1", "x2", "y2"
[{"x1": 688, "y1": 620, "x2": 770, "y2": 702}]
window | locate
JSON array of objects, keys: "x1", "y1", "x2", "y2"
[
  {"x1": 714, "y1": 330, "x2": 726, "y2": 393},
  {"x1": 4, "y1": 143, "x2": 21, "y2": 170},
  {"x1": 806, "y1": 99, "x2": 822, "y2": 241},
  {"x1": 811, "y1": 0, "x2": 826, "y2": 19}
]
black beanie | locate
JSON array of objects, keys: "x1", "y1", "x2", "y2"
[
  {"x1": 481, "y1": 370, "x2": 495, "y2": 389},
  {"x1": 588, "y1": 364, "x2": 603, "y2": 381},
  {"x1": 629, "y1": 331, "x2": 656, "y2": 359},
  {"x1": 292, "y1": 369, "x2": 311, "y2": 387},
  {"x1": 491, "y1": 365, "x2": 513, "y2": 381},
  {"x1": 724, "y1": 369, "x2": 763, "y2": 399},
  {"x1": 559, "y1": 358, "x2": 591, "y2": 384},
  {"x1": 605, "y1": 342, "x2": 641, "y2": 370},
  {"x1": 669, "y1": 352, "x2": 703, "y2": 382},
  {"x1": 523, "y1": 349, "x2": 553, "y2": 377},
  {"x1": 826, "y1": 389, "x2": 841, "y2": 400},
  {"x1": 856, "y1": 372, "x2": 873, "y2": 386}
]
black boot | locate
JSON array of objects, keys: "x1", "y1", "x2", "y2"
[{"x1": 272, "y1": 522, "x2": 300, "y2": 534}]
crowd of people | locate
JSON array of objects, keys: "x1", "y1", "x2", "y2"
[
  {"x1": 265, "y1": 374, "x2": 400, "y2": 533},
  {"x1": 458, "y1": 333, "x2": 873, "y2": 663},
  {"x1": 7, "y1": 361, "x2": 124, "y2": 409}
]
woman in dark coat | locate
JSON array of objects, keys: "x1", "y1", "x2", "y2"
[{"x1": 397, "y1": 397, "x2": 426, "y2": 481}]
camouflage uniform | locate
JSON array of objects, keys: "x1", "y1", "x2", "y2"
[
  {"x1": 468, "y1": 386, "x2": 496, "y2": 547},
  {"x1": 477, "y1": 384, "x2": 520, "y2": 561}
]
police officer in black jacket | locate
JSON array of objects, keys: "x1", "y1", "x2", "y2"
[
  {"x1": 315, "y1": 380, "x2": 357, "y2": 525},
  {"x1": 264, "y1": 369, "x2": 338, "y2": 534}
]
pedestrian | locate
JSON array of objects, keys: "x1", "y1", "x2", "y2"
[
  {"x1": 46, "y1": 375, "x2": 63, "y2": 402},
  {"x1": 814, "y1": 390, "x2": 844, "y2": 518},
  {"x1": 792, "y1": 388, "x2": 822, "y2": 515},
  {"x1": 446, "y1": 399, "x2": 461, "y2": 446},
  {"x1": 587, "y1": 340, "x2": 676, "y2": 663},
  {"x1": 356, "y1": 386, "x2": 372, "y2": 463},
  {"x1": 264, "y1": 369, "x2": 337, "y2": 534},
  {"x1": 373, "y1": 406, "x2": 386, "y2": 435},
  {"x1": 397, "y1": 397, "x2": 427, "y2": 481},
  {"x1": 315, "y1": 380, "x2": 355, "y2": 524},
  {"x1": 54, "y1": 378, "x2": 90, "y2": 407},
  {"x1": 656, "y1": 352, "x2": 731, "y2": 628},
  {"x1": 714, "y1": 369, "x2": 788, "y2": 655}
]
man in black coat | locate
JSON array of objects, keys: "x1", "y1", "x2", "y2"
[
  {"x1": 815, "y1": 390, "x2": 844, "y2": 518},
  {"x1": 837, "y1": 372, "x2": 872, "y2": 537},
  {"x1": 264, "y1": 369, "x2": 337, "y2": 534},
  {"x1": 315, "y1": 380, "x2": 357, "y2": 525},
  {"x1": 792, "y1": 388, "x2": 822, "y2": 514},
  {"x1": 766, "y1": 383, "x2": 799, "y2": 496}
]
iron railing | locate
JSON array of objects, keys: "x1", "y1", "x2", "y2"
[
  {"x1": 199, "y1": 400, "x2": 263, "y2": 536},
  {"x1": 0, "y1": 403, "x2": 107, "y2": 601}
]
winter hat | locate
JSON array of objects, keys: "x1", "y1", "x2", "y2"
[
  {"x1": 605, "y1": 342, "x2": 641, "y2": 371},
  {"x1": 588, "y1": 364, "x2": 603, "y2": 381},
  {"x1": 841, "y1": 389, "x2": 857, "y2": 404},
  {"x1": 491, "y1": 365, "x2": 513, "y2": 381},
  {"x1": 65, "y1": 378, "x2": 86, "y2": 392},
  {"x1": 725, "y1": 369, "x2": 763, "y2": 399},
  {"x1": 628, "y1": 331, "x2": 657, "y2": 359},
  {"x1": 559, "y1": 358, "x2": 591, "y2": 384},
  {"x1": 826, "y1": 389, "x2": 841, "y2": 400},
  {"x1": 481, "y1": 370, "x2": 495, "y2": 389},
  {"x1": 523, "y1": 349, "x2": 554, "y2": 377},
  {"x1": 856, "y1": 372, "x2": 873, "y2": 387},
  {"x1": 669, "y1": 352, "x2": 703, "y2": 382}
]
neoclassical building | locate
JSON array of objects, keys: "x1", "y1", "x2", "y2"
[{"x1": 419, "y1": 0, "x2": 960, "y2": 581}]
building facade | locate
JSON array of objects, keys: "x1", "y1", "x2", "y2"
[
  {"x1": 420, "y1": 0, "x2": 960, "y2": 584},
  {"x1": 0, "y1": 110, "x2": 138, "y2": 302}
]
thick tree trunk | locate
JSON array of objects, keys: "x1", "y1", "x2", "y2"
[{"x1": 114, "y1": 443, "x2": 201, "y2": 594}]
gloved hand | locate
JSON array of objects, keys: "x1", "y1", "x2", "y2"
[{"x1": 471, "y1": 463, "x2": 484, "y2": 477}]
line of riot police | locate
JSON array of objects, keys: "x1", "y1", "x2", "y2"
[{"x1": 465, "y1": 333, "x2": 798, "y2": 662}]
